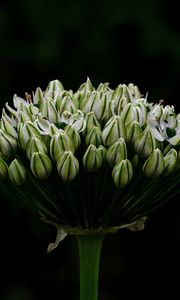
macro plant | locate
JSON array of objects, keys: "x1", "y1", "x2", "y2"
[{"x1": 0, "y1": 79, "x2": 180, "y2": 300}]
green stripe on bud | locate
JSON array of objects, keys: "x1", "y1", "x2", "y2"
[
  {"x1": 8, "y1": 159, "x2": 26, "y2": 185},
  {"x1": 30, "y1": 152, "x2": 52, "y2": 180},
  {"x1": 45, "y1": 79, "x2": 64, "y2": 98},
  {"x1": 57, "y1": 151, "x2": 79, "y2": 182},
  {"x1": 0, "y1": 129, "x2": 17, "y2": 158},
  {"x1": 85, "y1": 126, "x2": 102, "y2": 147},
  {"x1": 50, "y1": 130, "x2": 74, "y2": 161},
  {"x1": 121, "y1": 103, "x2": 140, "y2": 125},
  {"x1": 127, "y1": 121, "x2": 142, "y2": 146},
  {"x1": 106, "y1": 138, "x2": 127, "y2": 167},
  {"x1": 97, "y1": 145, "x2": 107, "y2": 165},
  {"x1": 84, "y1": 112, "x2": 101, "y2": 134},
  {"x1": 163, "y1": 148, "x2": 177, "y2": 176},
  {"x1": 64, "y1": 125, "x2": 81, "y2": 149},
  {"x1": 18, "y1": 121, "x2": 41, "y2": 150},
  {"x1": 26, "y1": 137, "x2": 48, "y2": 160},
  {"x1": 134, "y1": 127, "x2": 156, "y2": 158},
  {"x1": 0, "y1": 157, "x2": 8, "y2": 180},
  {"x1": 40, "y1": 98, "x2": 58, "y2": 124},
  {"x1": 1, "y1": 115, "x2": 18, "y2": 138},
  {"x1": 83, "y1": 144, "x2": 102, "y2": 171},
  {"x1": 102, "y1": 116, "x2": 126, "y2": 147},
  {"x1": 143, "y1": 149, "x2": 164, "y2": 178},
  {"x1": 112, "y1": 159, "x2": 133, "y2": 188}
]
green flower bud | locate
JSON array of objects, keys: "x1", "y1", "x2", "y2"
[
  {"x1": 58, "y1": 95, "x2": 77, "y2": 114},
  {"x1": 1, "y1": 115, "x2": 18, "y2": 138},
  {"x1": 102, "y1": 116, "x2": 126, "y2": 147},
  {"x1": 33, "y1": 87, "x2": 44, "y2": 105},
  {"x1": 93, "y1": 93, "x2": 110, "y2": 121},
  {"x1": 18, "y1": 121, "x2": 41, "y2": 150},
  {"x1": 83, "y1": 144, "x2": 102, "y2": 171},
  {"x1": 163, "y1": 148, "x2": 177, "y2": 176},
  {"x1": 30, "y1": 152, "x2": 52, "y2": 180},
  {"x1": 127, "y1": 121, "x2": 142, "y2": 146},
  {"x1": 48, "y1": 123, "x2": 60, "y2": 136},
  {"x1": 85, "y1": 112, "x2": 101, "y2": 134},
  {"x1": 50, "y1": 130, "x2": 74, "y2": 161},
  {"x1": 97, "y1": 145, "x2": 107, "y2": 165},
  {"x1": 85, "y1": 126, "x2": 102, "y2": 147},
  {"x1": 81, "y1": 91, "x2": 98, "y2": 114},
  {"x1": 132, "y1": 154, "x2": 139, "y2": 169},
  {"x1": 40, "y1": 98, "x2": 58, "y2": 124},
  {"x1": 106, "y1": 138, "x2": 127, "y2": 167},
  {"x1": 121, "y1": 103, "x2": 143, "y2": 126},
  {"x1": 143, "y1": 149, "x2": 164, "y2": 178},
  {"x1": 26, "y1": 137, "x2": 48, "y2": 160},
  {"x1": 78, "y1": 77, "x2": 94, "y2": 95},
  {"x1": 45, "y1": 79, "x2": 64, "y2": 98},
  {"x1": 112, "y1": 159, "x2": 133, "y2": 188},
  {"x1": 8, "y1": 159, "x2": 26, "y2": 185},
  {"x1": 57, "y1": 151, "x2": 79, "y2": 182},
  {"x1": 121, "y1": 84, "x2": 133, "y2": 102},
  {"x1": 128, "y1": 83, "x2": 141, "y2": 98},
  {"x1": 0, "y1": 157, "x2": 8, "y2": 180},
  {"x1": 117, "y1": 96, "x2": 130, "y2": 114},
  {"x1": 0, "y1": 129, "x2": 17, "y2": 158},
  {"x1": 134, "y1": 127, "x2": 156, "y2": 158},
  {"x1": 64, "y1": 125, "x2": 81, "y2": 149}
]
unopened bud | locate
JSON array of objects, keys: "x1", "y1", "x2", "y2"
[
  {"x1": 83, "y1": 144, "x2": 102, "y2": 171},
  {"x1": 121, "y1": 103, "x2": 143, "y2": 126},
  {"x1": 40, "y1": 98, "x2": 58, "y2": 124},
  {"x1": 106, "y1": 138, "x2": 127, "y2": 167},
  {"x1": 143, "y1": 149, "x2": 164, "y2": 178},
  {"x1": 127, "y1": 121, "x2": 142, "y2": 146},
  {"x1": 26, "y1": 137, "x2": 48, "y2": 160},
  {"x1": 45, "y1": 79, "x2": 64, "y2": 98},
  {"x1": 97, "y1": 145, "x2": 107, "y2": 165},
  {"x1": 50, "y1": 130, "x2": 74, "y2": 161},
  {"x1": 30, "y1": 152, "x2": 52, "y2": 180},
  {"x1": 102, "y1": 116, "x2": 126, "y2": 147},
  {"x1": 18, "y1": 121, "x2": 41, "y2": 150},
  {"x1": 85, "y1": 126, "x2": 102, "y2": 147},
  {"x1": 134, "y1": 127, "x2": 156, "y2": 157},
  {"x1": 112, "y1": 159, "x2": 133, "y2": 188},
  {"x1": 58, "y1": 95, "x2": 77, "y2": 115},
  {"x1": 33, "y1": 87, "x2": 44, "y2": 105},
  {"x1": 163, "y1": 148, "x2": 177, "y2": 176},
  {"x1": 57, "y1": 151, "x2": 79, "y2": 182},
  {"x1": 64, "y1": 125, "x2": 81, "y2": 149},
  {"x1": 0, "y1": 158, "x2": 8, "y2": 180},
  {"x1": 0, "y1": 129, "x2": 17, "y2": 158},
  {"x1": 8, "y1": 159, "x2": 26, "y2": 185},
  {"x1": 85, "y1": 111, "x2": 101, "y2": 134},
  {"x1": 1, "y1": 115, "x2": 18, "y2": 138}
]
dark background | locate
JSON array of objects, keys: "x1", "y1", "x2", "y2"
[{"x1": 0, "y1": 0, "x2": 180, "y2": 299}]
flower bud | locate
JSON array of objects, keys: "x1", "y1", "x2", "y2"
[
  {"x1": 121, "y1": 103, "x2": 143, "y2": 126},
  {"x1": 134, "y1": 127, "x2": 156, "y2": 158},
  {"x1": 40, "y1": 98, "x2": 58, "y2": 124},
  {"x1": 85, "y1": 112, "x2": 101, "y2": 134},
  {"x1": 8, "y1": 159, "x2": 26, "y2": 185},
  {"x1": 83, "y1": 144, "x2": 102, "y2": 171},
  {"x1": 0, "y1": 158, "x2": 8, "y2": 180},
  {"x1": 33, "y1": 87, "x2": 44, "y2": 105},
  {"x1": 132, "y1": 154, "x2": 139, "y2": 169},
  {"x1": 143, "y1": 149, "x2": 164, "y2": 178},
  {"x1": 93, "y1": 93, "x2": 110, "y2": 121},
  {"x1": 85, "y1": 126, "x2": 102, "y2": 147},
  {"x1": 97, "y1": 145, "x2": 107, "y2": 165},
  {"x1": 128, "y1": 83, "x2": 141, "y2": 98},
  {"x1": 64, "y1": 125, "x2": 81, "y2": 149},
  {"x1": 106, "y1": 138, "x2": 127, "y2": 167},
  {"x1": 0, "y1": 129, "x2": 17, "y2": 158},
  {"x1": 50, "y1": 130, "x2": 74, "y2": 161},
  {"x1": 163, "y1": 148, "x2": 177, "y2": 176},
  {"x1": 58, "y1": 95, "x2": 77, "y2": 114},
  {"x1": 78, "y1": 77, "x2": 94, "y2": 95},
  {"x1": 26, "y1": 137, "x2": 48, "y2": 160},
  {"x1": 30, "y1": 152, "x2": 52, "y2": 180},
  {"x1": 57, "y1": 151, "x2": 79, "y2": 182},
  {"x1": 112, "y1": 159, "x2": 133, "y2": 188},
  {"x1": 1, "y1": 115, "x2": 18, "y2": 138},
  {"x1": 102, "y1": 116, "x2": 126, "y2": 147},
  {"x1": 45, "y1": 79, "x2": 64, "y2": 98},
  {"x1": 127, "y1": 121, "x2": 142, "y2": 146},
  {"x1": 117, "y1": 96, "x2": 130, "y2": 114},
  {"x1": 18, "y1": 121, "x2": 41, "y2": 150}
]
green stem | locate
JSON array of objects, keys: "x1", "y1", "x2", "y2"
[{"x1": 76, "y1": 233, "x2": 105, "y2": 300}]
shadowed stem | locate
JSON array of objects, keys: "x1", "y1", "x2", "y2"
[{"x1": 76, "y1": 233, "x2": 105, "y2": 300}]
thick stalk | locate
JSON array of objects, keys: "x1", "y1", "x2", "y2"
[{"x1": 76, "y1": 233, "x2": 105, "y2": 300}]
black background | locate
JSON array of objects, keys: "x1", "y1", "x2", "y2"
[{"x1": 0, "y1": 0, "x2": 180, "y2": 299}]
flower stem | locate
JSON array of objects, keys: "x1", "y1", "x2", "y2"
[{"x1": 76, "y1": 233, "x2": 105, "y2": 300}]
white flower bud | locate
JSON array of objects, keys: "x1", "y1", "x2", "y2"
[
  {"x1": 83, "y1": 144, "x2": 102, "y2": 171},
  {"x1": 64, "y1": 125, "x2": 81, "y2": 149},
  {"x1": 0, "y1": 129, "x2": 17, "y2": 158},
  {"x1": 26, "y1": 136, "x2": 48, "y2": 160},
  {"x1": 40, "y1": 98, "x2": 58, "y2": 124},
  {"x1": 163, "y1": 148, "x2": 177, "y2": 176},
  {"x1": 30, "y1": 152, "x2": 52, "y2": 180},
  {"x1": 106, "y1": 138, "x2": 127, "y2": 167},
  {"x1": 8, "y1": 159, "x2": 26, "y2": 185},
  {"x1": 134, "y1": 127, "x2": 156, "y2": 158},
  {"x1": 143, "y1": 149, "x2": 164, "y2": 178},
  {"x1": 45, "y1": 79, "x2": 64, "y2": 98},
  {"x1": 1, "y1": 115, "x2": 18, "y2": 138},
  {"x1": 50, "y1": 130, "x2": 74, "y2": 161},
  {"x1": 33, "y1": 87, "x2": 44, "y2": 105},
  {"x1": 18, "y1": 121, "x2": 41, "y2": 150},
  {"x1": 102, "y1": 116, "x2": 126, "y2": 147},
  {"x1": 57, "y1": 151, "x2": 79, "y2": 182},
  {"x1": 127, "y1": 121, "x2": 142, "y2": 146},
  {"x1": 97, "y1": 145, "x2": 107, "y2": 165},
  {"x1": 85, "y1": 126, "x2": 102, "y2": 147},
  {"x1": 112, "y1": 159, "x2": 133, "y2": 188},
  {"x1": 85, "y1": 112, "x2": 101, "y2": 134}
]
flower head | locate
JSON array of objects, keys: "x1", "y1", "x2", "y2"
[{"x1": 0, "y1": 79, "x2": 179, "y2": 245}]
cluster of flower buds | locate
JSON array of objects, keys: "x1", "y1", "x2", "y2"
[{"x1": 0, "y1": 79, "x2": 179, "y2": 189}]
